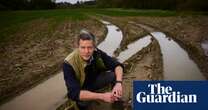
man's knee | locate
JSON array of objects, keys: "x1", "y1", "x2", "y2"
[
  {"x1": 105, "y1": 71, "x2": 116, "y2": 83},
  {"x1": 93, "y1": 71, "x2": 116, "y2": 90}
]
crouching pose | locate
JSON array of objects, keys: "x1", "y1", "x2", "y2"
[{"x1": 63, "y1": 30, "x2": 124, "y2": 110}]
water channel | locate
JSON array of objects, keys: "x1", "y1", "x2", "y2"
[{"x1": 151, "y1": 32, "x2": 205, "y2": 80}]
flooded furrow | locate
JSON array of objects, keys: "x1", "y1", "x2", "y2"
[
  {"x1": 98, "y1": 20, "x2": 123, "y2": 56},
  {"x1": 0, "y1": 73, "x2": 67, "y2": 110},
  {"x1": 151, "y1": 32, "x2": 206, "y2": 80},
  {"x1": 117, "y1": 35, "x2": 152, "y2": 63},
  {"x1": 131, "y1": 22, "x2": 206, "y2": 80}
]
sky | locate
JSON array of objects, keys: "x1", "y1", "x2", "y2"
[{"x1": 55, "y1": 0, "x2": 94, "y2": 4}]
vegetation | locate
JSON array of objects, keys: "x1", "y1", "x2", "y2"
[
  {"x1": 96, "y1": 0, "x2": 208, "y2": 11},
  {"x1": 1, "y1": 0, "x2": 208, "y2": 11},
  {"x1": 0, "y1": 0, "x2": 56, "y2": 10},
  {"x1": 0, "y1": 9, "x2": 87, "y2": 43}
]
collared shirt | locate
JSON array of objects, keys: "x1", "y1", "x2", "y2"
[
  {"x1": 63, "y1": 49, "x2": 123, "y2": 101},
  {"x1": 86, "y1": 56, "x2": 94, "y2": 65}
]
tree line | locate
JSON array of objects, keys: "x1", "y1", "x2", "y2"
[
  {"x1": 0, "y1": 0, "x2": 207, "y2": 11},
  {"x1": 0, "y1": 0, "x2": 56, "y2": 10},
  {"x1": 96, "y1": 0, "x2": 208, "y2": 11}
]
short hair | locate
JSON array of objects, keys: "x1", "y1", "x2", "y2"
[{"x1": 77, "y1": 29, "x2": 96, "y2": 45}]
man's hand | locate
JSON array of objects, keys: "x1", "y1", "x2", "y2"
[
  {"x1": 100, "y1": 92, "x2": 115, "y2": 103},
  {"x1": 112, "y1": 83, "x2": 122, "y2": 100}
]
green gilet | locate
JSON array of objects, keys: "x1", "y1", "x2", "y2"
[{"x1": 64, "y1": 49, "x2": 106, "y2": 87}]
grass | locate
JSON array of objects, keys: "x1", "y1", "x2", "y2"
[
  {"x1": 0, "y1": 8, "x2": 207, "y2": 44},
  {"x1": 0, "y1": 9, "x2": 87, "y2": 29},
  {"x1": 90, "y1": 8, "x2": 177, "y2": 16},
  {"x1": 0, "y1": 9, "x2": 88, "y2": 43}
]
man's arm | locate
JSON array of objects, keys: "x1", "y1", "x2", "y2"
[
  {"x1": 98, "y1": 49, "x2": 124, "y2": 99},
  {"x1": 115, "y1": 66, "x2": 123, "y2": 81},
  {"x1": 112, "y1": 66, "x2": 123, "y2": 99},
  {"x1": 98, "y1": 49, "x2": 123, "y2": 100},
  {"x1": 79, "y1": 90, "x2": 115, "y2": 103},
  {"x1": 63, "y1": 62, "x2": 81, "y2": 101}
]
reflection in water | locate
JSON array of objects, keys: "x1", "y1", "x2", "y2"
[
  {"x1": 0, "y1": 73, "x2": 67, "y2": 110},
  {"x1": 117, "y1": 35, "x2": 152, "y2": 63},
  {"x1": 98, "y1": 21, "x2": 123, "y2": 56},
  {"x1": 152, "y1": 32, "x2": 205, "y2": 80}
]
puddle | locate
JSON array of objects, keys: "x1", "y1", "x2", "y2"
[
  {"x1": 98, "y1": 21, "x2": 123, "y2": 56},
  {"x1": 0, "y1": 73, "x2": 67, "y2": 110},
  {"x1": 151, "y1": 32, "x2": 206, "y2": 80},
  {"x1": 0, "y1": 20, "x2": 123, "y2": 110},
  {"x1": 201, "y1": 40, "x2": 208, "y2": 56},
  {"x1": 117, "y1": 35, "x2": 152, "y2": 63}
]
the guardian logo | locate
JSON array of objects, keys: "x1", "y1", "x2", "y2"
[{"x1": 136, "y1": 83, "x2": 197, "y2": 103}]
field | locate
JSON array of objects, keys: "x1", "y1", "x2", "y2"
[{"x1": 0, "y1": 8, "x2": 207, "y2": 109}]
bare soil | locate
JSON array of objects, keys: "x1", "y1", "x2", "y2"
[
  {"x1": 1, "y1": 15, "x2": 207, "y2": 110},
  {"x1": 102, "y1": 16, "x2": 208, "y2": 79},
  {"x1": 130, "y1": 16, "x2": 208, "y2": 79}
]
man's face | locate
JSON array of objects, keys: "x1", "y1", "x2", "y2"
[{"x1": 78, "y1": 39, "x2": 95, "y2": 61}]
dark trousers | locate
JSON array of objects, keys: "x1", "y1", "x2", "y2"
[{"x1": 77, "y1": 71, "x2": 116, "y2": 110}]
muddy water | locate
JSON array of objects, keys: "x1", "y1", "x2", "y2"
[
  {"x1": 151, "y1": 32, "x2": 206, "y2": 80},
  {"x1": 0, "y1": 21, "x2": 123, "y2": 110},
  {"x1": 0, "y1": 73, "x2": 67, "y2": 110},
  {"x1": 98, "y1": 20, "x2": 123, "y2": 56},
  {"x1": 201, "y1": 40, "x2": 208, "y2": 56},
  {"x1": 117, "y1": 35, "x2": 152, "y2": 63}
]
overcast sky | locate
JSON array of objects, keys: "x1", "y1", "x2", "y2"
[{"x1": 55, "y1": 0, "x2": 94, "y2": 4}]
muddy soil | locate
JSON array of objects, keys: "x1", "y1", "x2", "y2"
[
  {"x1": 104, "y1": 16, "x2": 208, "y2": 79},
  {"x1": 130, "y1": 16, "x2": 208, "y2": 79},
  {"x1": 0, "y1": 19, "x2": 106, "y2": 104},
  {"x1": 1, "y1": 15, "x2": 207, "y2": 110}
]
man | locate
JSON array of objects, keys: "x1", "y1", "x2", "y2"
[{"x1": 63, "y1": 30, "x2": 124, "y2": 110}]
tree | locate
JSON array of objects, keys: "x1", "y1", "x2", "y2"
[
  {"x1": 0, "y1": 0, "x2": 55, "y2": 10},
  {"x1": 30, "y1": 0, "x2": 55, "y2": 9}
]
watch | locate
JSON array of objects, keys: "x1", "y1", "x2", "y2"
[{"x1": 116, "y1": 80, "x2": 122, "y2": 84}]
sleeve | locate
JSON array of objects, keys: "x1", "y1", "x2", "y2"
[
  {"x1": 97, "y1": 49, "x2": 124, "y2": 71},
  {"x1": 63, "y1": 62, "x2": 81, "y2": 101}
]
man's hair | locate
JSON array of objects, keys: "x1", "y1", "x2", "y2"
[{"x1": 77, "y1": 29, "x2": 96, "y2": 46}]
